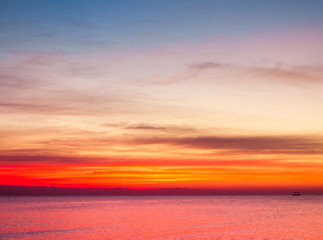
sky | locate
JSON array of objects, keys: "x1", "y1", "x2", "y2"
[{"x1": 1, "y1": 0, "x2": 323, "y2": 192}]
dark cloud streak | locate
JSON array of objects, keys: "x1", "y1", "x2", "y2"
[
  {"x1": 125, "y1": 123, "x2": 197, "y2": 133},
  {"x1": 129, "y1": 135, "x2": 323, "y2": 154}
]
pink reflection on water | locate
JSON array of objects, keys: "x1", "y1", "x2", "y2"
[{"x1": 1, "y1": 196, "x2": 323, "y2": 239}]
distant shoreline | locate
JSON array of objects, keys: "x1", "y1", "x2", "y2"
[{"x1": 1, "y1": 185, "x2": 322, "y2": 196}]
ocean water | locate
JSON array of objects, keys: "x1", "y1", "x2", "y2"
[{"x1": 0, "y1": 196, "x2": 322, "y2": 240}]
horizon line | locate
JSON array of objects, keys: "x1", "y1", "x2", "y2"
[{"x1": 1, "y1": 185, "x2": 322, "y2": 196}]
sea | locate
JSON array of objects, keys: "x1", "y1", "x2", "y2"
[{"x1": 0, "y1": 195, "x2": 322, "y2": 239}]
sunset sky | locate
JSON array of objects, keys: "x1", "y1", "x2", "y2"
[{"x1": 1, "y1": 0, "x2": 323, "y2": 192}]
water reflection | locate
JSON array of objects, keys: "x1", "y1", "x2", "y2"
[{"x1": 1, "y1": 196, "x2": 322, "y2": 239}]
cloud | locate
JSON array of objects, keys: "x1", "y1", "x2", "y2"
[
  {"x1": 188, "y1": 63, "x2": 323, "y2": 85},
  {"x1": 128, "y1": 135, "x2": 323, "y2": 155},
  {"x1": 125, "y1": 123, "x2": 197, "y2": 134},
  {"x1": 155, "y1": 61, "x2": 226, "y2": 85},
  {"x1": 0, "y1": 52, "x2": 142, "y2": 116},
  {"x1": 191, "y1": 62, "x2": 225, "y2": 69},
  {"x1": 2, "y1": 150, "x2": 323, "y2": 169},
  {"x1": 153, "y1": 58, "x2": 323, "y2": 86},
  {"x1": 104, "y1": 122, "x2": 205, "y2": 135},
  {"x1": 245, "y1": 65, "x2": 323, "y2": 84}
]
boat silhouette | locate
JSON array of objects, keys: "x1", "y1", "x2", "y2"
[{"x1": 292, "y1": 192, "x2": 301, "y2": 196}]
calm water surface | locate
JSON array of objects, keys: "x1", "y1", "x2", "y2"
[{"x1": 0, "y1": 196, "x2": 322, "y2": 239}]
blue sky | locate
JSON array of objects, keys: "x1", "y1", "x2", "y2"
[{"x1": 1, "y1": 0, "x2": 323, "y2": 53}]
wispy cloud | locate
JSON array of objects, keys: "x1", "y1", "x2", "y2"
[
  {"x1": 244, "y1": 65, "x2": 323, "y2": 85},
  {"x1": 154, "y1": 61, "x2": 226, "y2": 85},
  {"x1": 0, "y1": 52, "x2": 142, "y2": 116}
]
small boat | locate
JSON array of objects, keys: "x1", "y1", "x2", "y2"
[{"x1": 292, "y1": 192, "x2": 301, "y2": 196}]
